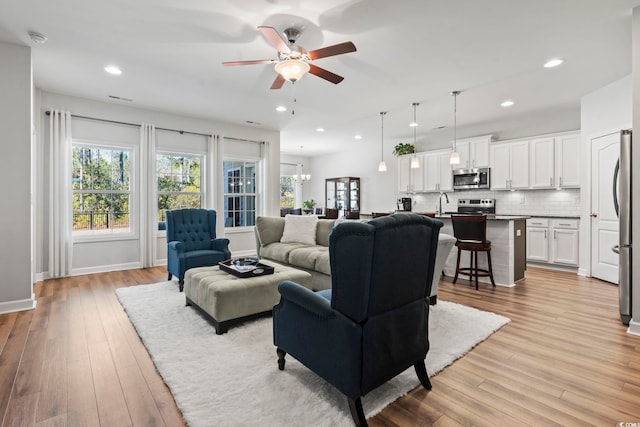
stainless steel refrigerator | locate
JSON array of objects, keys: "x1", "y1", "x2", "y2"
[{"x1": 613, "y1": 129, "x2": 632, "y2": 325}]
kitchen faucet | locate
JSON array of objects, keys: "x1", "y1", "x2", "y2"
[{"x1": 438, "y1": 192, "x2": 449, "y2": 216}]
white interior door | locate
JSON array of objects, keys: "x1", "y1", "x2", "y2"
[{"x1": 591, "y1": 132, "x2": 620, "y2": 283}]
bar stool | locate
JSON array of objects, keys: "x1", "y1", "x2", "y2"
[{"x1": 450, "y1": 214, "x2": 496, "y2": 290}]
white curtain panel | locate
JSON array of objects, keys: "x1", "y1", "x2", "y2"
[
  {"x1": 48, "y1": 110, "x2": 73, "y2": 277},
  {"x1": 212, "y1": 135, "x2": 225, "y2": 237},
  {"x1": 260, "y1": 140, "x2": 270, "y2": 216},
  {"x1": 140, "y1": 124, "x2": 157, "y2": 268}
]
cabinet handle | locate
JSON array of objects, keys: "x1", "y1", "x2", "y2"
[
  {"x1": 544, "y1": 230, "x2": 547, "y2": 239},
  {"x1": 554, "y1": 230, "x2": 557, "y2": 239},
  {"x1": 559, "y1": 223, "x2": 572, "y2": 226},
  {"x1": 550, "y1": 177, "x2": 553, "y2": 186},
  {"x1": 559, "y1": 176, "x2": 563, "y2": 186}
]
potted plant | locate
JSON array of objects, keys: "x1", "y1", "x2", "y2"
[
  {"x1": 392, "y1": 142, "x2": 415, "y2": 156},
  {"x1": 302, "y1": 199, "x2": 316, "y2": 214}
]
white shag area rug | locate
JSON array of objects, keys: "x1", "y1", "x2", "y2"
[{"x1": 116, "y1": 282, "x2": 509, "y2": 427}]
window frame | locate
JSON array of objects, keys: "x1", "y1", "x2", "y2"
[
  {"x1": 71, "y1": 139, "x2": 137, "y2": 242},
  {"x1": 223, "y1": 157, "x2": 258, "y2": 231},
  {"x1": 156, "y1": 150, "x2": 206, "y2": 230}
]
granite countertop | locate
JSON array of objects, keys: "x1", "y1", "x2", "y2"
[
  {"x1": 435, "y1": 214, "x2": 530, "y2": 221},
  {"x1": 515, "y1": 214, "x2": 580, "y2": 219}
]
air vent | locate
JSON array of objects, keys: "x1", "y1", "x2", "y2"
[
  {"x1": 108, "y1": 95, "x2": 133, "y2": 102},
  {"x1": 245, "y1": 120, "x2": 261, "y2": 125}
]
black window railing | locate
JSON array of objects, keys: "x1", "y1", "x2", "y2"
[{"x1": 73, "y1": 211, "x2": 130, "y2": 231}]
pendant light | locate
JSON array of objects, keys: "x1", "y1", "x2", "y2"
[
  {"x1": 450, "y1": 91, "x2": 461, "y2": 165},
  {"x1": 378, "y1": 112, "x2": 387, "y2": 172},
  {"x1": 410, "y1": 102, "x2": 420, "y2": 169}
]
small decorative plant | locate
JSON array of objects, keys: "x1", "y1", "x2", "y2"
[
  {"x1": 302, "y1": 199, "x2": 316, "y2": 212},
  {"x1": 392, "y1": 143, "x2": 415, "y2": 156}
]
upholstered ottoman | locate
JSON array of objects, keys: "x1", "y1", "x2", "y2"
[{"x1": 184, "y1": 261, "x2": 312, "y2": 334}]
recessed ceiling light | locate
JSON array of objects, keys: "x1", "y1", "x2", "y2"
[
  {"x1": 276, "y1": 106, "x2": 287, "y2": 112},
  {"x1": 316, "y1": 127, "x2": 324, "y2": 132},
  {"x1": 104, "y1": 65, "x2": 122, "y2": 75},
  {"x1": 501, "y1": 100, "x2": 515, "y2": 107},
  {"x1": 544, "y1": 58, "x2": 563, "y2": 68},
  {"x1": 354, "y1": 135, "x2": 362, "y2": 140},
  {"x1": 409, "y1": 122, "x2": 419, "y2": 127}
]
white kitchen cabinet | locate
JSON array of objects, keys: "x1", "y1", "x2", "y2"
[
  {"x1": 550, "y1": 219, "x2": 579, "y2": 265},
  {"x1": 526, "y1": 218, "x2": 550, "y2": 262},
  {"x1": 530, "y1": 137, "x2": 555, "y2": 188},
  {"x1": 555, "y1": 133, "x2": 580, "y2": 188},
  {"x1": 527, "y1": 218, "x2": 579, "y2": 267},
  {"x1": 398, "y1": 155, "x2": 412, "y2": 193},
  {"x1": 410, "y1": 153, "x2": 426, "y2": 192},
  {"x1": 454, "y1": 135, "x2": 491, "y2": 169},
  {"x1": 424, "y1": 149, "x2": 452, "y2": 192},
  {"x1": 490, "y1": 140, "x2": 529, "y2": 190}
]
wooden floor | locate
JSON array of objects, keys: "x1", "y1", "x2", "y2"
[{"x1": 0, "y1": 267, "x2": 639, "y2": 426}]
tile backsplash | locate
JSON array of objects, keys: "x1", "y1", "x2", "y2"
[{"x1": 412, "y1": 188, "x2": 580, "y2": 217}]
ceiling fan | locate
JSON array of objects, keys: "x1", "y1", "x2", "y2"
[{"x1": 222, "y1": 26, "x2": 357, "y2": 90}]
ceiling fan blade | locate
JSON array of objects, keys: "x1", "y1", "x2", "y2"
[
  {"x1": 258, "y1": 26, "x2": 291, "y2": 54},
  {"x1": 307, "y1": 42, "x2": 356, "y2": 60},
  {"x1": 222, "y1": 59, "x2": 276, "y2": 66},
  {"x1": 308, "y1": 64, "x2": 344, "y2": 84},
  {"x1": 270, "y1": 74, "x2": 286, "y2": 90}
]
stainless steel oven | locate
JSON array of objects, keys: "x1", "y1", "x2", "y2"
[{"x1": 452, "y1": 167, "x2": 490, "y2": 190}]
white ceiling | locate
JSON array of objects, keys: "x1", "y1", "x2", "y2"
[{"x1": 1, "y1": 0, "x2": 639, "y2": 156}]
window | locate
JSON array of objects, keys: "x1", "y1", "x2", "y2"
[
  {"x1": 72, "y1": 144, "x2": 132, "y2": 236},
  {"x1": 224, "y1": 160, "x2": 256, "y2": 228},
  {"x1": 157, "y1": 153, "x2": 203, "y2": 222},
  {"x1": 280, "y1": 175, "x2": 295, "y2": 208}
]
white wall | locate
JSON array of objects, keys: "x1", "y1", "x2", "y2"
[
  {"x1": 303, "y1": 140, "x2": 398, "y2": 214},
  {"x1": 579, "y1": 75, "x2": 632, "y2": 278},
  {"x1": 36, "y1": 91, "x2": 281, "y2": 278},
  {"x1": 0, "y1": 42, "x2": 35, "y2": 313},
  {"x1": 630, "y1": 7, "x2": 640, "y2": 336}
]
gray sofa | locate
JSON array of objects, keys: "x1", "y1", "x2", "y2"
[
  {"x1": 254, "y1": 215, "x2": 456, "y2": 302},
  {"x1": 255, "y1": 216, "x2": 335, "y2": 290}
]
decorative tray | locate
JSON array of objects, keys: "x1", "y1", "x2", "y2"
[{"x1": 218, "y1": 257, "x2": 275, "y2": 278}]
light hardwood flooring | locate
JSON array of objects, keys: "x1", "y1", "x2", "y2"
[{"x1": 0, "y1": 266, "x2": 639, "y2": 426}]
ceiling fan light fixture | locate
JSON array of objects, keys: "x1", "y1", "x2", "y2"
[{"x1": 274, "y1": 59, "x2": 310, "y2": 82}]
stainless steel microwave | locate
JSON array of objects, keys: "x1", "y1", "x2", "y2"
[{"x1": 452, "y1": 168, "x2": 490, "y2": 190}]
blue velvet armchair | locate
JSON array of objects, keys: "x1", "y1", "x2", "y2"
[
  {"x1": 273, "y1": 214, "x2": 442, "y2": 426},
  {"x1": 166, "y1": 209, "x2": 231, "y2": 291}
]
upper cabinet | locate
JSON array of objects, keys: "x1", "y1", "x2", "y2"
[
  {"x1": 398, "y1": 154, "x2": 419, "y2": 193},
  {"x1": 555, "y1": 133, "x2": 580, "y2": 188},
  {"x1": 424, "y1": 149, "x2": 453, "y2": 192},
  {"x1": 453, "y1": 135, "x2": 491, "y2": 169},
  {"x1": 529, "y1": 132, "x2": 580, "y2": 189},
  {"x1": 490, "y1": 140, "x2": 530, "y2": 190},
  {"x1": 530, "y1": 137, "x2": 555, "y2": 189},
  {"x1": 491, "y1": 131, "x2": 580, "y2": 191}
]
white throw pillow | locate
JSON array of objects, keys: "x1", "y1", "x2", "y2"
[{"x1": 280, "y1": 214, "x2": 318, "y2": 245}]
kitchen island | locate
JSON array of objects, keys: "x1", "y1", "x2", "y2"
[{"x1": 435, "y1": 215, "x2": 529, "y2": 287}]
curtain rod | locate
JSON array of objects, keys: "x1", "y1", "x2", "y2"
[
  {"x1": 223, "y1": 136, "x2": 265, "y2": 144},
  {"x1": 44, "y1": 111, "x2": 214, "y2": 138}
]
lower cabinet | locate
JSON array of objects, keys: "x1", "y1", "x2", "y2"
[{"x1": 526, "y1": 218, "x2": 579, "y2": 267}]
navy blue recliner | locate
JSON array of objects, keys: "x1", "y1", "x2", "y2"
[
  {"x1": 273, "y1": 214, "x2": 442, "y2": 426},
  {"x1": 166, "y1": 209, "x2": 231, "y2": 291}
]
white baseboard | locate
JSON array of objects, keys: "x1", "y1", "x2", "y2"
[
  {"x1": 627, "y1": 319, "x2": 640, "y2": 336},
  {"x1": 577, "y1": 267, "x2": 588, "y2": 277},
  {"x1": 71, "y1": 262, "x2": 142, "y2": 277},
  {"x1": 0, "y1": 293, "x2": 37, "y2": 314},
  {"x1": 36, "y1": 272, "x2": 48, "y2": 282}
]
